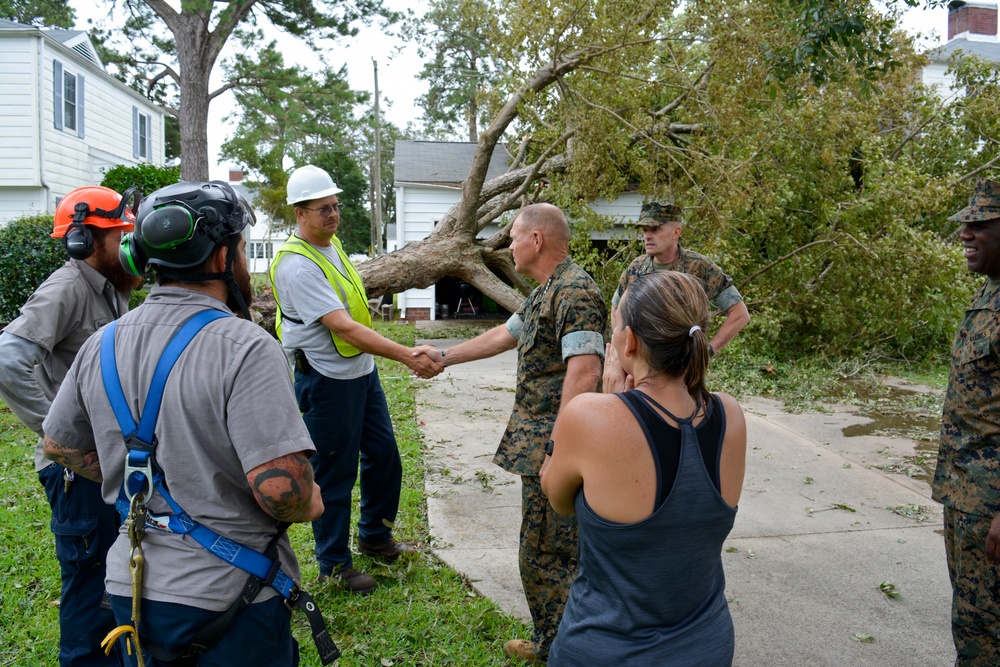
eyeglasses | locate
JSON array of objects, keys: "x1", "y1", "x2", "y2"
[{"x1": 299, "y1": 203, "x2": 344, "y2": 216}]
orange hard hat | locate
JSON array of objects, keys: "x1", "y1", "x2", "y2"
[{"x1": 51, "y1": 186, "x2": 137, "y2": 238}]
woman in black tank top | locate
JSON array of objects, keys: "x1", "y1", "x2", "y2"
[{"x1": 541, "y1": 271, "x2": 747, "y2": 666}]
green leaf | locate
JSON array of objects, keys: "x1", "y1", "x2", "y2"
[
  {"x1": 877, "y1": 581, "x2": 903, "y2": 600},
  {"x1": 851, "y1": 632, "x2": 876, "y2": 643}
]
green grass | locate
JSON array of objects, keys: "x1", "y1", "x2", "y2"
[
  {"x1": 708, "y1": 344, "x2": 948, "y2": 413},
  {"x1": 0, "y1": 321, "x2": 528, "y2": 667}
]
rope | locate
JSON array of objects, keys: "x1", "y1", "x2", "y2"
[{"x1": 103, "y1": 495, "x2": 147, "y2": 666}]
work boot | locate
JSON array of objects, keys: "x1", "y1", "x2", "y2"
[
  {"x1": 357, "y1": 538, "x2": 417, "y2": 563},
  {"x1": 503, "y1": 639, "x2": 544, "y2": 665},
  {"x1": 318, "y1": 567, "x2": 376, "y2": 595}
]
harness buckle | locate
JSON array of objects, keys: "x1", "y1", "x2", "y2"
[
  {"x1": 283, "y1": 587, "x2": 299, "y2": 613},
  {"x1": 123, "y1": 446, "x2": 156, "y2": 507}
]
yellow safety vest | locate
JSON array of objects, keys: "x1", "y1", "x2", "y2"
[{"x1": 270, "y1": 234, "x2": 372, "y2": 358}]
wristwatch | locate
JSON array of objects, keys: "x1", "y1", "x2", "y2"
[{"x1": 544, "y1": 439, "x2": 555, "y2": 456}]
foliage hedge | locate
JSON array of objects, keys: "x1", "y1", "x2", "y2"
[
  {"x1": 101, "y1": 163, "x2": 180, "y2": 197},
  {"x1": 0, "y1": 215, "x2": 64, "y2": 322}
]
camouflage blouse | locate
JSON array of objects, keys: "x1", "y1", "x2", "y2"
[
  {"x1": 493, "y1": 257, "x2": 607, "y2": 477},
  {"x1": 612, "y1": 246, "x2": 743, "y2": 313},
  {"x1": 934, "y1": 279, "x2": 1000, "y2": 516}
]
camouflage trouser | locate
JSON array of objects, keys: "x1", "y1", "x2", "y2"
[
  {"x1": 944, "y1": 506, "x2": 1000, "y2": 666},
  {"x1": 519, "y1": 475, "x2": 578, "y2": 660}
]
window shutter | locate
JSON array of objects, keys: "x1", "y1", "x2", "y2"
[
  {"x1": 77, "y1": 75, "x2": 85, "y2": 138},
  {"x1": 53, "y1": 60, "x2": 63, "y2": 130},
  {"x1": 145, "y1": 114, "x2": 152, "y2": 160},
  {"x1": 133, "y1": 106, "x2": 139, "y2": 158}
]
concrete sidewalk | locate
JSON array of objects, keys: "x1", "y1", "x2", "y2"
[{"x1": 416, "y1": 336, "x2": 955, "y2": 666}]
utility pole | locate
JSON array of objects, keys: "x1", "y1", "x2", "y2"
[{"x1": 372, "y1": 58, "x2": 383, "y2": 256}]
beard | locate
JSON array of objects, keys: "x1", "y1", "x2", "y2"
[
  {"x1": 94, "y1": 240, "x2": 143, "y2": 294},
  {"x1": 225, "y1": 255, "x2": 254, "y2": 317}
]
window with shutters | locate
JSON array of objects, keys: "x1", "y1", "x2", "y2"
[
  {"x1": 53, "y1": 61, "x2": 84, "y2": 138},
  {"x1": 133, "y1": 107, "x2": 152, "y2": 160},
  {"x1": 63, "y1": 72, "x2": 77, "y2": 131},
  {"x1": 138, "y1": 113, "x2": 149, "y2": 158}
]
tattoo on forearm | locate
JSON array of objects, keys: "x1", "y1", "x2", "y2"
[
  {"x1": 251, "y1": 453, "x2": 312, "y2": 521},
  {"x1": 43, "y1": 436, "x2": 103, "y2": 483}
]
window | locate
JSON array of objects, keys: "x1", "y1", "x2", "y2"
[
  {"x1": 53, "y1": 60, "x2": 84, "y2": 138},
  {"x1": 249, "y1": 242, "x2": 273, "y2": 260},
  {"x1": 133, "y1": 107, "x2": 153, "y2": 160},
  {"x1": 63, "y1": 72, "x2": 77, "y2": 131},
  {"x1": 138, "y1": 114, "x2": 148, "y2": 158}
]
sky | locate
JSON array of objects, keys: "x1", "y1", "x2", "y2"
[{"x1": 70, "y1": 0, "x2": 953, "y2": 181}]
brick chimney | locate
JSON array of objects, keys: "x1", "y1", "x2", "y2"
[
  {"x1": 228, "y1": 168, "x2": 244, "y2": 182},
  {"x1": 948, "y1": 1, "x2": 998, "y2": 40}
]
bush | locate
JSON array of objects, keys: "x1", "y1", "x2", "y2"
[
  {"x1": 101, "y1": 163, "x2": 180, "y2": 197},
  {"x1": 0, "y1": 215, "x2": 64, "y2": 322}
]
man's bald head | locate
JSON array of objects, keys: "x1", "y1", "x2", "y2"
[{"x1": 515, "y1": 203, "x2": 570, "y2": 249}]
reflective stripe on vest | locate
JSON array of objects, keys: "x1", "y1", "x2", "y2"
[{"x1": 270, "y1": 234, "x2": 371, "y2": 358}]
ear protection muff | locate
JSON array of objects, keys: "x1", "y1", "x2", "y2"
[
  {"x1": 63, "y1": 203, "x2": 94, "y2": 260},
  {"x1": 119, "y1": 233, "x2": 148, "y2": 277}
]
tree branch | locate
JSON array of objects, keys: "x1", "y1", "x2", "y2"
[
  {"x1": 476, "y1": 132, "x2": 574, "y2": 231},
  {"x1": 140, "y1": 0, "x2": 180, "y2": 32},
  {"x1": 888, "y1": 108, "x2": 941, "y2": 161},
  {"x1": 209, "y1": 80, "x2": 238, "y2": 101},
  {"x1": 474, "y1": 154, "x2": 570, "y2": 215},
  {"x1": 652, "y1": 60, "x2": 713, "y2": 118},
  {"x1": 740, "y1": 239, "x2": 837, "y2": 288},
  {"x1": 953, "y1": 152, "x2": 1000, "y2": 185},
  {"x1": 148, "y1": 65, "x2": 179, "y2": 92}
]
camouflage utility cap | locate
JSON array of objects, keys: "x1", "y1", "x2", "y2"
[
  {"x1": 949, "y1": 179, "x2": 1000, "y2": 223},
  {"x1": 634, "y1": 201, "x2": 683, "y2": 227}
]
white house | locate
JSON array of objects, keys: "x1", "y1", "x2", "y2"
[
  {"x1": 923, "y1": 1, "x2": 1000, "y2": 97},
  {"x1": 0, "y1": 20, "x2": 166, "y2": 221},
  {"x1": 392, "y1": 140, "x2": 643, "y2": 320},
  {"x1": 225, "y1": 170, "x2": 292, "y2": 275}
]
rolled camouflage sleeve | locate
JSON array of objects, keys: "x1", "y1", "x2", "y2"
[
  {"x1": 554, "y1": 283, "x2": 607, "y2": 361},
  {"x1": 714, "y1": 285, "x2": 744, "y2": 313}
]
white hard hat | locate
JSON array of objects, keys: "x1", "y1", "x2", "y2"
[{"x1": 286, "y1": 165, "x2": 343, "y2": 205}]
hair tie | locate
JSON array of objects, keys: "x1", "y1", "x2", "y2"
[{"x1": 689, "y1": 325, "x2": 701, "y2": 337}]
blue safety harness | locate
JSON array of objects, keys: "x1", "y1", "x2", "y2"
[{"x1": 100, "y1": 309, "x2": 338, "y2": 664}]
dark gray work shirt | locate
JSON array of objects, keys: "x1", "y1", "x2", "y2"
[
  {"x1": 44, "y1": 286, "x2": 314, "y2": 611},
  {"x1": 0, "y1": 260, "x2": 128, "y2": 470}
]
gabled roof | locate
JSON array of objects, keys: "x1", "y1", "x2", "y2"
[
  {"x1": 47, "y1": 29, "x2": 103, "y2": 66},
  {"x1": 0, "y1": 20, "x2": 103, "y2": 66},
  {"x1": 927, "y1": 37, "x2": 1000, "y2": 63},
  {"x1": 394, "y1": 140, "x2": 511, "y2": 186}
]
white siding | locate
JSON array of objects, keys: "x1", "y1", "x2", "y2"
[
  {"x1": 42, "y1": 44, "x2": 164, "y2": 207},
  {"x1": 0, "y1": 29, "x2": 166, "y2": 221},
  {"x1": 589, "y1": 193, "x2": 644, "y2": 240},
  {"x1": 397, "y1": 185, "x2": 462, "y2": 245},
  {"x1": 0, "y1": 36, "x2": 39, "y2": 187},
  {"x1": 0, "y1": 187, "x2": 45, "y2": 220},
  {"x1": 922, "y1": 62, "x2": 959, "y2": 99},
  {"x1": 243, "y1": 223, "x2": 291, "y2": 275}
]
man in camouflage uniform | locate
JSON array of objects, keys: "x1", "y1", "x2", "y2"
[
  {"x1": 935, "y1": 178, "x2": 1000, "y2": 666},
  {"x1": 613, "y1": 201, "x2": 749, "y2": 356},
  {"x1": 414, "y1": 203, "x2": 606, "y2": 664}
]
